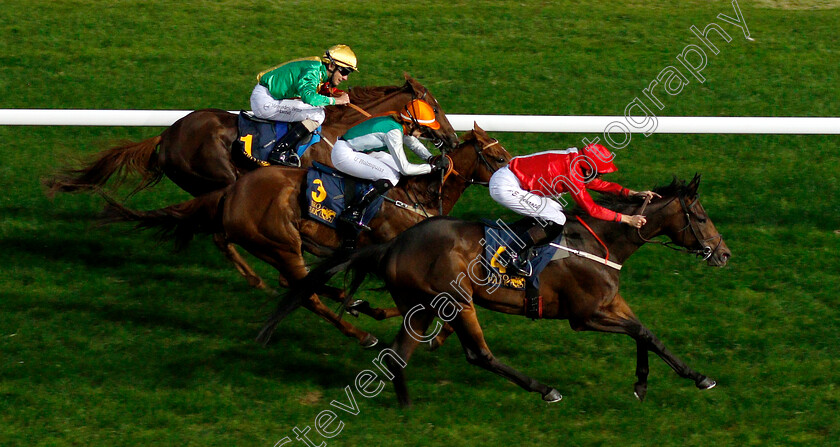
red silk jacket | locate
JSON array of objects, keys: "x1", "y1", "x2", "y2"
[{"x1": 508, "y1": 149, "x2": 629, "y2": 222}]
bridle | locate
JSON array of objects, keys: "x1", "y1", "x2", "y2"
[
  {"x1": 443, "y1": 138, "x2": 504, "y2": 187},
  {"x1": 432, "y1": 138, "x2": 505, "y2": 214},
  {"x1": 635, "y1": 194, "x2": 724, "y2": 261}
]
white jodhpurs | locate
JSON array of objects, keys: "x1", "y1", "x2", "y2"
[
  {"x1": 250, "y1": 84, "x2": 326, "y2": 125},
  {"x1": 331, "y1": 139, "x2": 402, "y2": 186},
  {"x1": 488, "y1": 166, "x2": 567, "y2": 225}
]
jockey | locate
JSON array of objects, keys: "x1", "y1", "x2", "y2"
[
  {"x1": 331, "y1": 99, "x2": 446, "y2": 231},
  {"x1": 251, "y1": 44, "x2": 358, "y2": 167},
  {"x1": 489, "y1": 143, "x2": 659, "y2": 275}
]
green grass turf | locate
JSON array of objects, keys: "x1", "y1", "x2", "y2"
[{"x1": 1, "y1": 1, "x2": 839, "y2": 446}]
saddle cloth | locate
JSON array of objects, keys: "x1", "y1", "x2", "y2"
[
  {"x1": 304, "y1": 163, "x2": 387, "y2": 229},
  {"x1": 482, "y1": 220, "x2": 568, "y2": 291},
  {"x1": 235, "y1": 111, "x2": 322, "y2": 164}
]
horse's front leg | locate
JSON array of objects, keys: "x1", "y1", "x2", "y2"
[
  {"x1": 585, "y1": 293, "x2": 716, "y2": 397},
  {"x1": 212, "y1": 233, "x2": 270, "y2": 291},
  {"x1": 627, "y1": 322, "x2": 716, "y2": 391},
  {"x1": 634, "y1": 338, "x2": 650, "y2": 401}
]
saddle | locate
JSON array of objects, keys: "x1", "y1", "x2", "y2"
[
  {"x1": 482, "y1": 218, "x2": 569, "y2": 281},
  {"x1": 232, "y1": 111, "x2": 322, "y2": 169},
  {"x1": 482, "y1": 218, "x2": 568, "y2": 319},
  {"x1": 304, "y1": 163, "x2": 387, "y2": 229}
]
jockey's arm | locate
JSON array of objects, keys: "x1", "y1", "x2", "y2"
[
  {"x1": 298, "y1": 70, "x2": 336, "y2": 107},
  {"x1": 588, "y1": 178, "x2": 660, "y2": 200},
  {"x1": 587, "y1": 177, "x2": 629, "y2": 196},
  {"x1": 385, "y1": 130, "x2": 433, "y2": 176},
  {"x1": 403, "y1": 135, "x2": 434, "y2": 162},
  {"x1": 570, "y1": 188, "x2": 623, "y2": 222}
]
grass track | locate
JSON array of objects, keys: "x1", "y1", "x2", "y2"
[{"x1": 1, "y1": 1, "x2": 839, "y2": 446}]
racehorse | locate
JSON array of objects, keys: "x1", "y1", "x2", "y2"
[
  {"x1": 101, "y1": 124, "x2": 512, "y2": 348},
  {"x1": 45, "y1": 74, "x2": 458, "y2": 198},
  {"x1": 48, "y1": 74, "x2": 459, "y2": 291},
  {"x1": 259, "y1": 175, "x2": 731, "y2": 406}
]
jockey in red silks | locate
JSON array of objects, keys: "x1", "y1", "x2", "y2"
[{"x1": 488, "y1": 143, "x2": 659, "y2": 275}]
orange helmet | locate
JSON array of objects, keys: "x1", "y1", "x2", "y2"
[
  {"x1": 399, "y1": 99, "x2": 440, "y2": 130},
  {"x1": 581, "y1": 143, "x2": 617, "y2": 174}
]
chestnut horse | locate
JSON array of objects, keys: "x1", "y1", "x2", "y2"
[
  {"x1": 49, "y1": 74, "x2": 459, "y2": 292},
  {"x1": 260, "y1": 175, "x2": 731, "y2": 406},
  {"x1": 102, "y1": 125, "x2": 511, "y2": 347},
  {"x1": 46, "y1": 74, "x2": 458, "y2": 198}
]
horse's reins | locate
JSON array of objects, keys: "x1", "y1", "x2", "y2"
[
  {"x1": 635, "y1": 195, "x2": 724, "y2": 261},
  {"x1": 434, "y1": 139, "x2": 502, "y2": 214},
  {"x1": 444, "y1": 139, "x2": 502, "y2": 187}
]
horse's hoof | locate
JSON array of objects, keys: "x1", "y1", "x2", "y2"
[
  {"x1": 360, "y1": 334, "x2": 379, "y2": 349},
  {"x1": 542, "y1": 388, "x2": 563, "y2": 403},
  {"x1": 347, "y1": 300, "x2": 367, "y2": 317},
  {"x1": 634, "y1": 383, "x2": 647, "y2": 402},
  {"x1": 696, "y1": 377, "x2": 717, "y2": 390},
  {"x1": 427, "y1": 339, "x2": 441, "y2": 352}
]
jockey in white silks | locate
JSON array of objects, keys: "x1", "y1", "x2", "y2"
[{"x1": 331, "y1": 99, "x2": 446, "y2": 230}]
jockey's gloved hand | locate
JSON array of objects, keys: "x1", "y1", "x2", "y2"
[{"x1": 430, "y1": 155, "x2": 450, "y2": 172}]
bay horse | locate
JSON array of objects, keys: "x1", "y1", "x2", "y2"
[
  {"x1": 101, "y1": 124, "x2": 512, "y2": 348},
  {"x1": 45, "y1": 74, "x2": 459, "y2": 198},
  {"x1": 259, "y1": 175, "x2": 731, "y2": 406}
]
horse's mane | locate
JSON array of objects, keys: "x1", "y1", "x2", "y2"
[
  {"x1": 323, "y1": 84, "x2": 411, "y2": 123},
  {"x1": 347, "y1": 84, "x2": 409, "y2": 102},
  {"x1": 566, "y1": 176, "x2": 694, "y2": 216}
]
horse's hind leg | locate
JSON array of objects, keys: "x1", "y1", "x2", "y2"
[
  {"x1": 212, "y1": 234, "x2": 270, "y2": 291},
  {"x1": 429, "y1": 322, "x2": 455, "y2": 351},
  {"x1": 317, "y1": 285, "x2": 401, "y2": 320},
  {"x1": 386, "y1": 304, "x2": 437, "y2": 408},
  {"x1": 450, "y1": 306, "x2": 561, "y2": 403},
  {"x1": 583, "y1": 293, "x2": 715, "y2": 400},
  {"x1": 242, "y1": 241, "x2": 379, "y2": 348}
]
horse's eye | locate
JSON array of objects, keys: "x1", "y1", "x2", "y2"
[{"x1": 497, "y1": 157, "x2": 506, "y2": 163}]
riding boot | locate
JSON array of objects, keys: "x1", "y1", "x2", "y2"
[
  {"x1": 339, "y1": 179, "x2": 393, "y2": 231},
  {"x1": 267, "y1": 119, "x2": 318, "y2": 167},
  {"x1": 504, "y1": 221, "x2": 565, "y2": 276}
]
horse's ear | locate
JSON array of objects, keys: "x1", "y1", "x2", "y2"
[
  {"x1": 688, "y1": 173, "x2": 702, "y2": 194},
  {"x1": 473, "y1": 121, "x2": 487, "y2": 136},
  {"x1": 403, "y1": 73, "x2": 421, "y2": 93}
]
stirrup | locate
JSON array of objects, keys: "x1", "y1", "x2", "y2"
[
  {"x1": 339, "y1": 212, "x2": 371, "y2": 231},
  {"x1": 268, "y1": 150, "x2": 300, "y2": 167},
  {"x1": 507, "y1": 253, "x2": 533, "y2": 277}
]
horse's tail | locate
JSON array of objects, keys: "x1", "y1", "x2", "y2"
[
  {"x1": 98, "y1": 186, "x2": 227, "y2": 251},
  {"x1": 44, "y1": 135, "x2": 163, "y2": 198},
  {"x1": 255, "y1": 242, "x2": 392, "y2": 346}
]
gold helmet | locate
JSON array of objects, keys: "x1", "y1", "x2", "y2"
[{"x1": 323, "y1": 44, "x2": 358, "y2": 72}]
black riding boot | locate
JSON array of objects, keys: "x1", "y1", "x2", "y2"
[
  {"x1": 503, "y1": 221, "x2": 565, "y2": 276},
  {"x1": 339, "y1": 179, "x2": 393, "y2": 231},
  {"x1": 267, "y1": 120, "x2": 314, "y2": 167}
]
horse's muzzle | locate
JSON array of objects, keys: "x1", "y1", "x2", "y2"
[{"x1": 707, "y1": 246, "x2": 731, "y2": 267}]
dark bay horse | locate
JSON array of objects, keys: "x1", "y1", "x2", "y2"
[
  {"x1": 102, "y1": 124, "x2": 511, "y2": 347},
  {"x1": 260, "y1": 175, "x2": 731, "y2": 406},
  {"x1": 45, "y1": 74, "x2": 459, "y2": 198}
]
